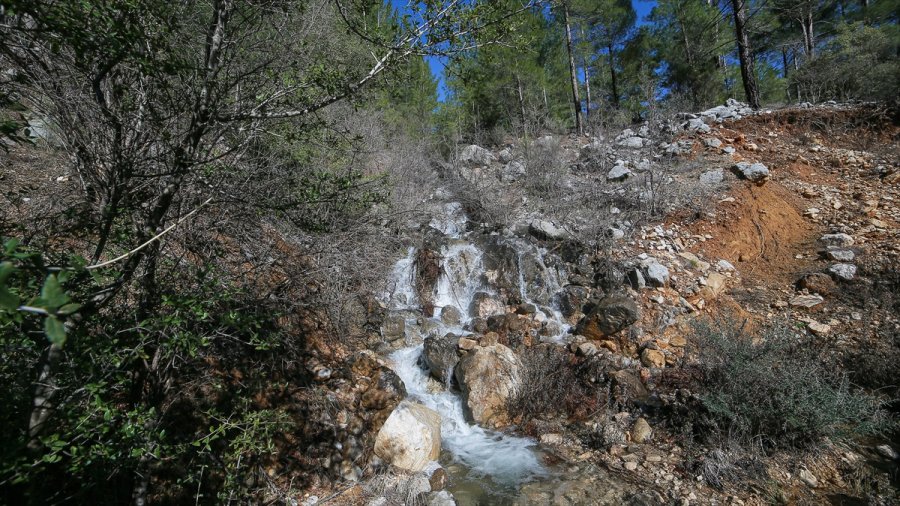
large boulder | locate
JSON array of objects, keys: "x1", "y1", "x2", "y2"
[
  {"x1": 456, "y1": 344, "x2": 522, "y2": 428},
  {"x1": 618, "y1": 136, "x2": 644, "y2": 149},
  {"x1": 529, "y1": 219, "x2": 568, "y2": 241},
  {"x1": 423, "y1": 332, "x2": 460, "y2": 384},
  {"x1": 576, "y1": 295, "x2": 640, "y2": 340},
  {"x1": 351, "y1": 351, "x2": 407, "y2": 429},
  {"x1": 374, "y1": 401, "x2": 442, "y2": 472},
  {"x1": 459, "y1": 144, "x2": 494, "y2": 166}
]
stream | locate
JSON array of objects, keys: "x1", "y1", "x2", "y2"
[{"x1": 380, "y1": 202, "x2": 572, "y2": 503}]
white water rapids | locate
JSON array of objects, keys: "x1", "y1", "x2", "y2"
[
  {"x1": 380, "y1": 202, "x2": 576, "y2": 490},
  {"x1": 389, "y1": 345, "x2": 545, "y2": 484}
]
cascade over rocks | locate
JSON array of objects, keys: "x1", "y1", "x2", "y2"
[
  {"x1": 456, "y1": 343, "x2": 522, "y2": 428},
  {"x1": 374, "y1": 400, "x2": 442, "y2": 472},
  {"x1": 576, "y1": 295, "x2": 640, "y2": 340}
]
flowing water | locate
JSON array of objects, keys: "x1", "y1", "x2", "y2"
[{"x1": 380, "y1": 202, "x2": 574, "y2": 502}]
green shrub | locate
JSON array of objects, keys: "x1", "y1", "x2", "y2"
[{"x1": 692, "y1": 319, "x2": 895, "y2": 448}]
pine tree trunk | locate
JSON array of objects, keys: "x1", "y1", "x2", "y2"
[
  {"x1": 580, "y1": 27, "x2": 592, "y2": 120},
  {"x1": 731, "y1": 0, "x2": 760, "y2": 109},
  {"x1": 583, "y1": 60, "x2": 592, "y2": 120},
  {"x1": 782, "y1": 47, "x2": 789, "y2": 78},
  {"x1": 608, "y1": 44, "x2": 620, "y2": 108},
  {"x1": 515, "y1": 73, "x2": 527, "y2": 127},
  {"x1": 802, "y1": 11, "x2": 815, "y2": 57},
  {"x1": 563, "y1": 3, "x2": 583, "y2": 134}
]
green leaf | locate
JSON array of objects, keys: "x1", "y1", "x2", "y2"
[
  {"x1": 0, "y1": 262, "x2": 18, "y2": 310},
  {"x1": 3, "y1": 238, "x2": 20, "y2": 255},
  {"x1": 44, "y1": 316, "x2": 67, "y2": 346},
  {"x1": 57, "y1": 303, "x2": 82, "y2": 315},
  {"x1": 40, "y1": 274, "x2": 69, "y2": 310}
]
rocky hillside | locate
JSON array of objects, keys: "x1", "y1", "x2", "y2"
[{"x1": 303, "y1": 101, "x2": 899, "y2": 506}]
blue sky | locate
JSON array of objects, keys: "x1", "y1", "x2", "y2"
[{"x1": 420, "y1": 1, "x2": 658, "y2": 101}]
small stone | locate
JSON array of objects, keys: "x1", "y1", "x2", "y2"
[
  {"x1": 820, "y1": 233, "x2": 854, "y2": 247},
  {"x1": 576, "y1": 341, "x2": 598, "y2": 357},
  {"x1": 732, "y1": 161, "x2": 770, "y2": 183},
  {"x1": 631, "y1": 418, "x2": 652, "y2": 443},
  {"x1": 807, "y1": 321, "x2": 831, "y2": 336},
  {"x1": 797, "y1": 273, "x2": 837, "y2": 296},
  {"x1": 876, "y1": 444, "x2": 898, "y2": 460},
  {"x1": 799, "y1": 469, "x2": 818, "y2": 488},
  {"x1": 624, "y1": 461, "x2": 638, "y2": 471},
  {"x1": 826, "y1": 249, "x2": 855, "y2": 262},
  {"x1": 703, "y1": 137, "x2": 722, "y2": 148},
  {"x1": 790, "y1": 294, "x2": 825, "y2": 308},
  {"x1": 429, "y1": 467, "x2": 449, "y2": 491},
  {"x1": 829, "y1": 263, "x2": 857, "y2": 281},
  {"x1": 700, "y1": 169, "x2": 724, "y2": 184},
  {"x1": 540, "y1": 433, "x2": 563, "y2": 445},
  {"x1": 644, "y1": 261, "x2": 670, "y2": 287},
  {"x1": 641, "y1": 349, "x2": 665, "y2": 368},
  {"x1": 608, "y1": 164, "x2": 632, "y2": 182},
  {"x1": 716, "y1": 259, "x2": 735, "y2": 272}
]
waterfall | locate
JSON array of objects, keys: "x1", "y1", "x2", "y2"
[
  {"x1": 380, "y1": 201, "x2": 574, "y2": 487},
  {"x1": 388, "y1": 345, "x2": 545, "y2": 484}
]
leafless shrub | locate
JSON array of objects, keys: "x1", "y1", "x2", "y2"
[{"x1": 508, "y1": 345, "x2": 608, "y2": 425}]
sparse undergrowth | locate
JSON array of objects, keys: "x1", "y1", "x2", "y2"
[{"x1": 690, "y1": 319, "x2": 895, "y2": 448}]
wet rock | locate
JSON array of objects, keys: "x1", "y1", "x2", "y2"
[
  {"x1": 457, "y1": 337, "x2": 477, "y2": 351},
  {"x1": 558, "y1": 285, "x2": 589, "y2": 318},
  {"x1": 797, "y1": 273, "x2": 837, "y2": 296},
  {"x1": 630, "y1": 418, "x2": 652, "y2": 443},
  {"x1": 459, "y1": 145, "x2": 494, "y2": 166},
  {"x1": 732, "y1": 161, "x2": 770, "y2": 183},
  {"x1": 427, "y1": 491, "x2": 456, "y2": 506},
  {"x1": 577, "y1": 295, "x2": 640, "y2": 339},
  {"x1": 820, "y1": 233, "x2": 854, "y2": 247},
  {"x1": 471, "y1": 292, "x2": 506, "y2": 319},
  {"x1": 428, "y1": 466, "x2": 449, "y2": 491},
  {"x1": 440, "y1": 306, "x2": 462, "y2": 326},
  {"x1": 456, "y1": 344, "x2": 522, "y2": 428},
  {"x1": 374, "y1": 401, "x2": 442, "y2": 472},
  {"x1": 423, "y1": 333, "x2": 460, "y2": 384},
  {"x1": 829, "y1": 263, "x2": 857, "y2": 281},
  {"x1": 381, "y1": 314, "x2": 406, "y2": 343}
]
